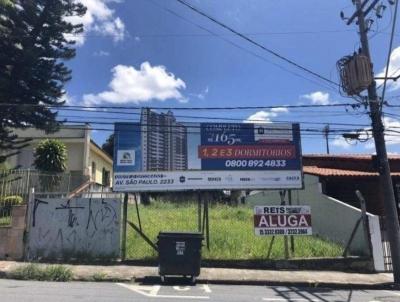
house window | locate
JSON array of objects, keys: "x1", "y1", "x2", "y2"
[
  {"x1": 102, "y1": 168, "x2": 110, "y2": 187},
  {"x1": 91, "y1": 161, "x2": 96, "y2": 181}
]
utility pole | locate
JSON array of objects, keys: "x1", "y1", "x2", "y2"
[
  {"x1": 347, "y1": 0, "x2": 400, "y2": 284},
  {"x1": 323, "y1": 125, "x2": 330, "y2": 154}
]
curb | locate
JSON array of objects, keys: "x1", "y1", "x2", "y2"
[
  {"x1": 0, "y1": 271, "x2": 395, "y2": 290},
  {"x1": 130, "y1": 275, "x2": 397, "y2": 290}
]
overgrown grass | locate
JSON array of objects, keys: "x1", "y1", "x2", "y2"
[
  {"x1": 126, "y1": 202, "x2": 344, "y2": 260},
  {"x1": 11, "y1": 264, "x2": 73, "y2": 282}
]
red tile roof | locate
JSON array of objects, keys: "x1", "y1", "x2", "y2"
[
  {"x1": 304, "y1": 166, "x2": 400, "y2": 177},
  {"x1": 304, "y1": 154, "x2": 400, "y2": 160}
]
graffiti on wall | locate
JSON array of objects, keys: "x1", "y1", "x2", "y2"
[{"x1": 27, "y1": 198, "x2": 121, "y2": 260}]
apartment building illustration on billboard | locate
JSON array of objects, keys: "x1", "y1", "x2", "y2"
[{"x1": 140, "y1": 108, "x2": 188, "y2": 171}]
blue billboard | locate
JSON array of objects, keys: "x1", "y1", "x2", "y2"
[{"x1": 113, "y1": 109, "x2": 303, "y2": 192}]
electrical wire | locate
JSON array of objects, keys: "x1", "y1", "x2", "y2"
[
  {"x1": 145, "y1": 0, "x2": 339, "y2": 93},
  {"x1": 63, "y1": 29, "x2": 355, "y2": 38},
  {"x1": 0, "y1": 102, "x2": 356, "y2": 110},
  {"x1": 175, "y1": 0, "x2": 340, "y2": 89},
  {"x1": 56, "y1": 110, "x2": 370, "y2": 125}
]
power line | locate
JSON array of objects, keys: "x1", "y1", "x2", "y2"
[
  {"x1": 175, "y1": 0, "x2": 340, "y2": 88},
  {"x1": 63, "y1": 29, "x2": 355, "y2": 38},
  {"x1": 145, "y1": 0, "x2": 339, "y2": 92},
  {"x1": 57, "y1": 112, "x2": 370, "y2": 127},
  {"x1": 60, "y1": 119, "x2": 366, "y2": 133},
  {"x1": 0, "y1": 102, "x2": 355, "y2": 110}
]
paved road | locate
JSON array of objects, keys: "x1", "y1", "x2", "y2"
[{"x1": 1, "y1": 279, "x2": 400, "y2": 302}]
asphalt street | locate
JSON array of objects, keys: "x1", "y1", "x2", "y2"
[{"x1": 1, "y1": 279, "x2": 400, "y2": 302}]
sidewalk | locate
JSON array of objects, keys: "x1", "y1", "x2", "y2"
[{"x1": 0, "y1": 261, "x2": 395, "y2": 289}]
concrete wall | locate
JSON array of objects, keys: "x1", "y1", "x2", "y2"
[
  {"x1": 0, "y1": 205, "x2": 27, "y2": 260},
  {"x1": 26, "y1": 198, "x2": 121, "y2": 260},
  {"x1": 246, "y1": 174, "x2": 371, "y2": 256}
]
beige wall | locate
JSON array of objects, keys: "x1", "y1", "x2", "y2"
[
  {"x1": 5, "y1": 126, "x2": 114, "y2": 188},
  {"x1": 13, "y1": 126, "x2": 86, "y2": 139},
  {"x1": 7, "y1": 140, "x2": 85, "y2": 172},
  {"x1": 89, "y1": 145, "x2": 113, "y2": 186},
  {"x1": 67, "y1": 143, "x2": 85, "y2": 171}
]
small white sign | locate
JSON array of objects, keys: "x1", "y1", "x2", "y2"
[
  {"x1": 254, "y1": 123, "x2": 293, "y2": 142},
  {"x1": 117, "y1": 150, "x2": 135, "y2": 166}
]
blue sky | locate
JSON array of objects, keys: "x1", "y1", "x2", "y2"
[{"x1": 63, "y1": 0, "x2": 400, "y2": 154}]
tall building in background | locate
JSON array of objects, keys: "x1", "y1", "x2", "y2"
[{"x1": 141, "y1": 108, "x2": 188, "y2": 171}]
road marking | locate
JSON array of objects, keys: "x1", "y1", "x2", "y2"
[
  {"x1": 173, "y1": 286, "x2": 191, "y2": 291},
  {"x1": 117, "y1": 283, "x2": 209, "y2": 299},
  {"x1": 384, "y1": 290, "x2": 400, "y2": 296},
  {"x1": 202, "y1": 285, "x2": 212, "y2": 293},
  {"x1": 262, "y1": 299, "x2": 320, "y2": 302}
]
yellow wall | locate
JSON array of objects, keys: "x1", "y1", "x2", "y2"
[{"x1": 89, "y1": 145, "x2": 113, "y2": 186}]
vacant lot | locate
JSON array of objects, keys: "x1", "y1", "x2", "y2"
[{"x1": 126, "y1": 202, "x2": 344, "y2": 260}]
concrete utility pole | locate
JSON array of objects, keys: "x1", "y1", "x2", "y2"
[
  {"x1": 323, "y1": 125, "x2": 330, "y2": 154},
  {"x1": 348, "y1": 0, "x2": 400, "y2": 284}
]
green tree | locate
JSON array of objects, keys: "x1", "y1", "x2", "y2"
[
  {"x1": 34, "y1": 139, "x2": 67, "y2": 173},
  {"x1": 33, "y1": 139, "x2": 67, "y2": 191},
  {"x1": 102, "y1": 134, "x2": 114, "y2": 159},
  {"x1": 0, "y1": 0, "x2": 86, "y2": 163}
]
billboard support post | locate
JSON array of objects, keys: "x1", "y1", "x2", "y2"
[
  {"x1": 134, "y1": 193, "x2": 142, "y2": 231},
  {"x1": 280, "y1": 190, "x2": 289, "y2": 259},
  {"x1": 267, "y1": 236, "x2": 276, "y2": 259},
  {"x1": 205, "y1": 199, "x2": 210, "y2": 250},
  {"x1": 288, "y1": 190, "x2": 295, "y2": 255},
  {"x1": 197, "y1": 191, "x2": 202, "y2": 233},
  {"x1": 201, "y1": 197, "x2": 210, "y2": 250},
  {"x1": 121, "y1": 193, "x2": 128, "y2": 260}
]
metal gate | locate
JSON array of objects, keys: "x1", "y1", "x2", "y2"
[{"x1": 379, "y1": 216, "x2": 393, "y2": 272}]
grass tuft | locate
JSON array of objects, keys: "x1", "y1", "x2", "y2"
[{"x1": 11, "y1": 264, "x2": 73, "y2": 282}]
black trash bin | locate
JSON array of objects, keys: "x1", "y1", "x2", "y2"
[{"x1": 157, "y1": 231, "x2": 203, "y2": 282}]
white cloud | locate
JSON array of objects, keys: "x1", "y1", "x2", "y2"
[
  {"x1": 66, "y1": 0, "x2": 126, "y2": 45},
  {"x1": 83, "y1": 62, "x2": 186, "y2": 105},
  {"x1": 331, "y1": 116, "x2": 400, "y2": 150},
  {"x1": 61, "y1": 93, "x2": 75, "y2": 105},
  {"x1": 381, "y1": 116, "x2": 400, "y2": 146},
  {"x1": 301, "y1": 91, "x2": 331, "y2": 105},
  {"x1": 245, "y1": 107, "x2": 289, "y2": 123},
  {"x1": 331, "y1": 136, "x2": 353, "y2": 149},
  {"x1": 189, "y1": 86, "x2": 209, "y2": 100},
  {"x1": 376, "y1": 46, "x2": 400, "y2": 91},
  {"x1": 93, "y1": 50, "x2": 110, "y2": 57}
]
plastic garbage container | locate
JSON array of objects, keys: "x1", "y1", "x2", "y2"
[{"x1": 157, "y1": 231, "x2": 203, "y2": 282}]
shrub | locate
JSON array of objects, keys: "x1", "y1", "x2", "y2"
[
  {"x1": 34, "y1": 139, "x2": 68, "y2": 192},
  {"x1": 1, "y1": 195, "x2": 23, "y2": 205},
  {"x1": 11, "y1": 264, "x2": 73, "y2": 282},
  {"x1": 0, "y1": 195, "x2": 23, "y2": 215}
]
